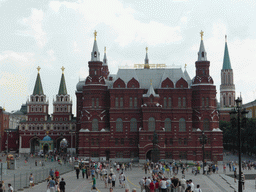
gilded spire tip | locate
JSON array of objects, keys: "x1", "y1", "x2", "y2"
[
  {"x1": 185, "y1": 64, "x2": 187, "y2": 69},
  {"x1": 37, "y1": 66, "x2": 41, "y2": 73},
  {"x1": 150, "y1": 79, "x2": 152, "y2": 85},
  {"x1": 146, "y1": 47, "x2": 148, "y2": 53},
  {"x1": 61, "y1": 66, "x2": 65, "y2": 74},
  {"x1": 225, "y1": 35, "x2": 227, "y2": 42},
  {"x1": 104, "y1": 46, "x2": 106, "y2": 53},
  {"x1": 200, "y1": 30, "x2": 204, "y2": 40},
  {"x1": 94, "y1": 30, "x2": 97, "y2": 41}
]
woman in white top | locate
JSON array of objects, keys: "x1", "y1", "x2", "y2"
[{"x1": 160, "y1": 178, "x2": 167, "y2": 192}]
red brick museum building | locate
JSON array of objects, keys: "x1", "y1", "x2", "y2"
[{"x1": 76, "y1": 32, "x2": 223, "y2": 162}]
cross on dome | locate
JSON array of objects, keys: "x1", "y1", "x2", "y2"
[
  {"x1": 37, "y1": 66, "x2": 41, "y2": 73},
  {"x1": 61, "y1": 66, "x2": 65, "y2": 74},
  {"x1": 94, "y1": 30, "x2": 97, "y2": 40},
  {"x1": 200, "y1": 30, "x2": 204, "y2": 40}
]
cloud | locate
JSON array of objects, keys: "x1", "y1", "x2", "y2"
[
  {"x1": 21, "y1": 8, "x2": 47, "y2": 48},
  {"x1": 48, "y1": 0, "x2": 182, "y2": 46}
]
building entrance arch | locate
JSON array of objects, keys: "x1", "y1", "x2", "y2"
[
  {"x1": 146, "y1": 150, "x2": 152, "y2": 161},
  {"x1": 56, "y1": 137, "x2": 64, "y2": 151},
  {"x1": 30, "y1": 138, "x2": 40, "y2": 154},
  {"x1": 43, "y1": 144, "x2": 49, "y2": 154}
]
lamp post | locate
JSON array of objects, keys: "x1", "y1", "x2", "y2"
[
  {"x1": 199, "y1": 130, "x2": 207, "y2": 174},
  {"x1": 230, "y1": 96, "x2": 248, "y2": 192},
  {"x1": 6, "y1": 130, "x2": 10, "y2": 154},
  {"x1": 70, "y1": 131, "x2": 75, "y2": 157}
]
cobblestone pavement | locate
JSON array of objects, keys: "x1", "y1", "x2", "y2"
[
  {"x1": 23, "y1": 163, "x2": 256, "y2": 192},
  {"x1": 3, "y1": 151, "x2": 256, "y2": 192}
]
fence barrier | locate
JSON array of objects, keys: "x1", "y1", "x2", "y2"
[{"x1": 12, "y1": 163, "x2": 73, "y2": 191}]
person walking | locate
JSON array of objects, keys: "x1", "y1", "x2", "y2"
[
  {"x1": 91, "y1": 175, "x2": 98, "y2": 191},
  {"x1": 55, "y1": 169, "x2": 60, "y2": 179},
  {"x1": 49, "y1": 169, "x2": 54, "y2": 178},
  {"x1": 111, "y1": 173, "x2": 116, "y2": 187},
  {"x1": 47, "y1": 178, "x2": 56, "y2": 192},
  {"x1": 82, "y1": 166, "x2": 86, "y2": 179},
  {"x1": 7, "y1": 184, "x2": 13, "y2": 192},
  {"x1": 241, "y1": 172, "x2": 245, "y2": 190},
  {"x1": 29, "y1": 173, "x2": 34, "y2": 188},
  {"x1": 139, "y1": 177, "x2": 145, "y2": 192},
  {"x1": 194, "y1": 184, "x2": 202, "y2": 192},
  {"x1": 59, "y1": 178, "x2": 66, "y2": 192},
  {"x1": 76, "y1": 167, "x2": 80, "y2": 179},
  {"x1": 234, "y1": 168, "x2": 237, "y2": 183},
  {"x1": 159, "y1": 178, "x2": 167, "y2": 192}
]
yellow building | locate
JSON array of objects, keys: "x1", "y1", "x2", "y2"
[{"x1": 243, "y1": 100, "x2": 256, "y2": 118}]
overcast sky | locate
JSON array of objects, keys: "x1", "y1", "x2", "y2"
[{"x1": 0, "y1": 0, "x2": 256, "y2": 114}]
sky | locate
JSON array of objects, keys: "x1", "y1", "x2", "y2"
[{"x1": 0, "y1": 0, "x2": 256, "y2": 115}]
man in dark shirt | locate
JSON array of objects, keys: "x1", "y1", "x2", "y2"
[
  {"x1": 49, "y1": 169, "x2": 54, "y2": 177},
  {"x1": 76, "y1": 167, "x2": 80, "y2": 179},
  {"x1": 59, "y1": 178, "x2": 66, "y2": 192}
]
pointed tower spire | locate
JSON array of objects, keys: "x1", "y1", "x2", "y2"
[
  {"x1": 197, "y1": 30, "x2": 207, "y2": 61},
  {"x1": 33, "y1": 66, "x2": 44, "y2": 95},
  {"x1": 144, "y1": 47, "x2": 150, "y2": 69},
  {"x1": 91, "y1": 30, "x2": 100, "y2": 61},
  {"x1": 222, "y1": 35, "x2": 232, "y2": 69},
  {"x1": 103, "y1": 47, "x2": 108, "y2": 65},
  {"x1": 58, "y1": 66, "x2": 67, "y2": 95}
]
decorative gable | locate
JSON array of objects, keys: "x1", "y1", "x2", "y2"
[
  {"x1": 127, "y1": 78, "x2": 140, "y2": 88},
  {"x1": 161, "y1": 78, "x2": 174, "y2": 88},
  {"x1": 175, "y1": 78, "x2": 188, "y2": 88},
  {"x1": 113, "y1": 78, "x2": 126, "y2": 88}
]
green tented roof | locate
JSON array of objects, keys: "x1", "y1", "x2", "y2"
[
  {"x1": 222, "y1": 42, "x2": 232, "y2": 70},
  {"x1": 58, "y1": 73, "x2": 67, "y2": 95},
  {"x1": 33, "y1": 73, "x2": 44, "y2": 95}
]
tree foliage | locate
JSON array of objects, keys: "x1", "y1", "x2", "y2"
[{"x1": 220, "y1": 119, "x2": 256, "y2": 154}]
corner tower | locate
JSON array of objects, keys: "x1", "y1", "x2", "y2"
[
  {"x1": 220, "y1": 35, "x2": 235, "y2": 108},
  {"x1": 219, "y1": 35, "x2": 235, "y2": 121},
  {"x1": 102, "y1": 47, "x2": 110, "y2": 79},
  {"x1": 52, "y1": 67, "x2": 72, "y2": 121},
  {"x1": 85, "y1": 30, "x2": 105, "y2": 85},
  {"x1": 192, "y1": 31, "x2": 222, "y2": 161},
  {"x1": 26, "y1": 66, "x2": 49, "y2": 122}
]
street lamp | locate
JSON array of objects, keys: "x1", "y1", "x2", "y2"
[
  {"x1": 230, "y1": 96, "x2": 248, "y2": 192},
  {"x1": 199, "y1": 130, "x2": 207, "y2": 174}
]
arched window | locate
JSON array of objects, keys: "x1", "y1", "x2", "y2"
[
  {"x1": 206, "y1": 97, "x2": 209, "y2": 107},
  {"x1": 129, "y1": 97, "x2": 133, "y2": 108},
  {"x1": 163, "y1": 97, "x2": 167, "y2": 108},
  {"x1": 203, "y1": 118, "x2": 210, "y2": 131},
  {"x1": 178, "y1": 97, "x2": 181, "y2": 107},
  {"x1": 94, "y1": 51, "x2": 97, "y2": 57},
  {"x1": 165, "y1": 118, "x2": 171, "y2": 132},
  {"x1": 115, "y1": 97, "x2": 118, "y2": 108},
  {"x1": 116, "y1": 118, "x2": 123, "y2": 132},
  {"x1": 92, "y1": 119, "x2": 98, "y2": 131},
  {"x1": 134, "y1": 97, "x2": 137, "y2": 108},
  {"x1": 92, "y1": 98, "x2": 95, "y2": 108},
  {"x1": 96, "y1": 98, "x2": 99, "y2": 108},
  {"x1": 148, "y1": 117, "x2": 155, "y2": 131},
  {"x1": 120, "y1": 97, "x2": 123, "y2": 108},
  {"x1": 130, "y1": 118, "x2": 137, "y2": 132},
  {"x1": 229, "y1": 97, "x2": 231, "y2": 106},
  {"x1": 168, "y1": 97, "x2": 172, "y2": 108},
  {"x1": 179, "y1": 118, "x2": 186, "y2": 132},
  {"x1": 223, "y1": 96, "x2": 226, "y2": 106},
  {"x1": 183, "y1": 97, "x2": 186, "y2": 107}
]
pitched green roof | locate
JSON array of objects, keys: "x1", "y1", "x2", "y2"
[
  {"x1": 222, "y1": 42, "x2": 232, "y2": 69},
  {"x1": 58, "y1": 73, "x2": 67, "y2": 95},
  {"x1": 33, "y1": 73, "x2": 44, "y2": 95}
]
